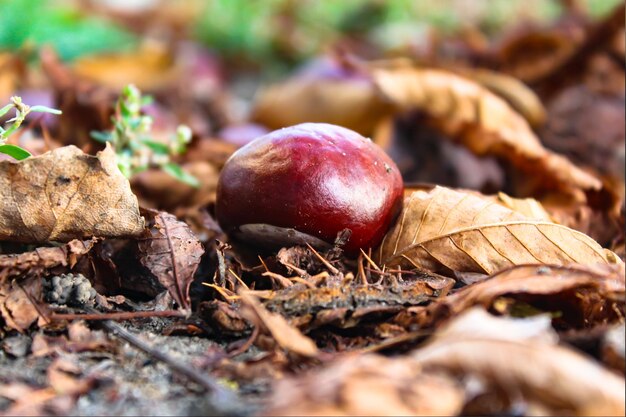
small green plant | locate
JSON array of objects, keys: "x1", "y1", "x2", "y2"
[
  {"x1": 91, "y1": 84, "x2": 199, "y2": 187},
  {"x1": 0, "y1": 96, "x2": 62, "y2": 160}
]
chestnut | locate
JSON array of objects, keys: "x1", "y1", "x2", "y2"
[{"x1": 216, "y1": 123, "x2": 403, "y2": 254}]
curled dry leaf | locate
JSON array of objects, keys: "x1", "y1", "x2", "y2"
[
  {"x1": 137, "y1": 210, "x2": 203, "y2": 310},
  {"x1": 0, "y1": 145, "x2": 144, "y2": 243},
  {"x1": 264, "y1": 353, "x2": 463, "y2": 416},
  {"x1": 378, "y1": 187, "x2": 620, "y2": 274},
  {"x1": 0, "y1": 239, "x2": 95, "y2": 285},
  {"x1": 412, "y1": 310, "x2": 626, "y2": 416},
  {"x1": 425, "y1": 263, "x2": 625, "y2": 329},
  {"x1": 370, "y1": 64, "x2": 601, "y2": 197},
  {"x1": 454, "y1": 67, "x2": 547, "y2": 127},
  {"x1": 0, "y1": 277, "x2": 42, "y2": 332},
  {"x1": 240, "y1": 291, "x2": 320, "y2": 358}
]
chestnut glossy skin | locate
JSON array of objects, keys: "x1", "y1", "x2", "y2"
[{"x1": 216, "y1": 123, "x2": 403, "y2": 253}]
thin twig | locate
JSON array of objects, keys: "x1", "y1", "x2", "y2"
[
  {"x1": 306, "y1": 243, "x2": 339, "y2": 275},
  {"x1": 51, "y1": 310, "x2": 185, "y2": 322},
  {"x1": 83, "y1": 306, "x2": 241, "y2": 413}
]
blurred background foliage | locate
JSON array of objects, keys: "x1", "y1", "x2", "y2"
[{"x1": 0, "y1": 0, "x2": 621, "y2": 71}]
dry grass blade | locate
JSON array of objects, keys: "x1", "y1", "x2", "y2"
[
  {"x1": 0, "y1": 145, "x2": 144, "y2": 243},
  {"x1": 369, "y1": 64, "x2": 602, "y2": 196},
  {"x1": 137, "y1": 211, "x2": 203, "y2": 311},
  {"x1": 378, "y1": 187, "x2": 620, "y2": 274}
]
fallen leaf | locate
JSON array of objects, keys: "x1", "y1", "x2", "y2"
[
  {"x1": 0, "y1": 239, "x2": 95, "y2": 285},
  {"x1": 455, "y1": 67, "x2": 547, "y2": 127},
  {"x1": 137, "y1": 210, "x2": 203, "y2": 310},
  {"x1": 370, "y1": 64, "x2": 602, "y2": 197},
  {"x1": 0, "y1": 276, "x2": 42, "y2": 332},
  {"x1": 72, "y1": 43, "x2": 180, "y2": 92},
  {"x1": 421, "y1": 263, "x2": 625, "y2": 329},
  {"x1": 264, "y1": 353, "x2": 463, "y2": 416},
  {"x1": 251, "y1": 74, "x2": 393, "y2": 136},
  {"x1": 378, "y1": 186, "x2": 620, "y2": 274},
  {"x1": 412, "y1": 309, "x2": 626, "y2": 416},
  {"x1": 240, "y1": 291, "x2": 319, "y2": 358},
  {"x1": 0, "y1": 145, "x2": 144, "y2": 243}
]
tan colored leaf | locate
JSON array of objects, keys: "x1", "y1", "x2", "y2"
[
  {"x1": 370, "y1": 64, "x2": 601, "y2": 195},
  {"x1": 413, "y1": 310, "x2": 626, "y2": 416},
  {"x1": 264, "y1": 354, "x2": 463, "y2": 416},
  {"x1": 0, "y1": 145, "x2": 144, "y2": 243},
  {"x1": 455, "y1": 67, "x2": 547, "y2": 127},
  {"x1": 240, "y1": 291, "x2": 320, "y2": 358},
  {"x1": 378, "y1": 186, "x2": 620, "y2": 274},
  {"x1": 251, "y1": 77, "x2": 394, "y2": 136},
  {"x1": 494, "y1": 192, "x2": 553, "y2": 221},
  {"x1": 137, "y1": 210, "x2": 203, "y2": 311}
]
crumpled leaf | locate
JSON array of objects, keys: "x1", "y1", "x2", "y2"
[
  {"x1": 264, "y1": 353, "x2": 463, "y2": 416},
  {"x1": 137, "y1": 210, "x2": 203, "y2": 310},
  {"x1": 370, "y1": 64, "x2": 602, "y2": 197},
  {"x1": 426, "y1": 264, "x2": 625, "y2": 328},
  {"x1": 378, "y1": 186, "x2": 620, "y2": 274},
  {"x1": 0, "y1": 145, "x2": 144, "y2": 243},
  {"x1": 412, "y1": 309, "x2": 626, "y2": 416},
  {"x1": 240, "y1": 291, "x2": 320, "y2": 358},
  {"x1": 0, "y1": 276, "x2": 42, "y2": 332},
  {"x1": 0, "y1": 239, "x2": 95, "y2": 285}
]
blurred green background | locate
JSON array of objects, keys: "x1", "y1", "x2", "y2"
[{"x1": 0, "y1": 0, "x2": 621, "y2": 67}]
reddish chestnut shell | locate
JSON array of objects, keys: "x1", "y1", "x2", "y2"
[{"x1": 216, "y1": 123, "x2": 403, "y2": 253}]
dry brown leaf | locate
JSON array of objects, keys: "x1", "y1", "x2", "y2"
[
  {"x1": 251, "y1": 77, "x2": 393, "y2": 136},
  {"x1": 137, "y1": 210, "x2": 203, "y2": 311},
  {"x1": 425, "y1": 264, "x2": 625, "y2": 327},
  {"x1": 494, "y1": 192, "x2": 553, "y2": 221},
  {"x1": 370, "y1": 64, "x2": 601, "y2": 197},
  {"x1": 455, "y1": 67, "x2": 547, "y2": 127},
  {"x1": 0, "y1": 239, "x2": 95, "y2": 285},
  {"x1": 0, "y1": 277, "x2": 42, "y2": 332},
  {"x1": 240, "y1": 291, "x2": 320, "y2": 358},
  {"x1": 72, "y1": 43, "x2": 180, "y2": 92},
  {"x1": 378, "y1": 187, "x2": 620, "y2": 274},
  {"x1": 413, "y1": 311, "x2": 626, "y2": 416},
  {"x1": 264, "y1": 353, "x2": 463, "y2": 416},
  {"x1": 0, "y1": 145, "x2": 144, "y2": 243}
]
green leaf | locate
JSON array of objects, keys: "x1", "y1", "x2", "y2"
[
  {"x1": 162, "y1": 162, "x2": 200, "y2": 188},
  {"x1": 0, "y1": 144, "x2": 31, "y2": 160},
  {"x1": 139, "y1": 138, "x2": 170, "y2": 154},
  {"x1": 29, "y1": 105, "x2": 62, "y2": 115},
  {"x1": 90, "y1": 130, "x2": 113, "y2": 143},
  {"x1": 0, "y1": 103, "x2": 13, "y2": 118}
]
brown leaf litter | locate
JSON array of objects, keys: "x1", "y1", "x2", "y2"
[{"x1": 0, "y1": 145, "x2": 144, "y2": 243}]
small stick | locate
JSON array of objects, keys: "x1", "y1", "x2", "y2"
[
  {"x1": 51, "y1": 310, "x2": 185, "y2": 322},
  {"x1": 83, "y1": 307, "x2": 241, "y2": 412},
  {"x1": 359, "y1": 248, "x2": 381, "y2": 272},
  {"x1": 280, "y1": 261, "x2": 308, "y2": 277},
  {"x1": 228, "y1": 268, "x2": 249, "y2": 290},
  {"x1": 306, "y1": 244, "x2": 339, "y2": 275},
  {"x1": 262, "y1": 271, "x2": 294, "y2": 288},
  {"x1": 357, "y1": 252, "x2": 368, "y2": 286}
]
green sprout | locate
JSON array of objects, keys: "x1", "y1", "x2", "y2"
[
  {"x1": 0, "y1": 96, "x2": 62, "y2": 160},
  {"x1": 91, "y1": 84, "x2": 199, "y2": 187}
]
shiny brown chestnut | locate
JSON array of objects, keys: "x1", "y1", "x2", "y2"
[{"x1": 215, "y1": 123, "x2": 403, "y2": 254}]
